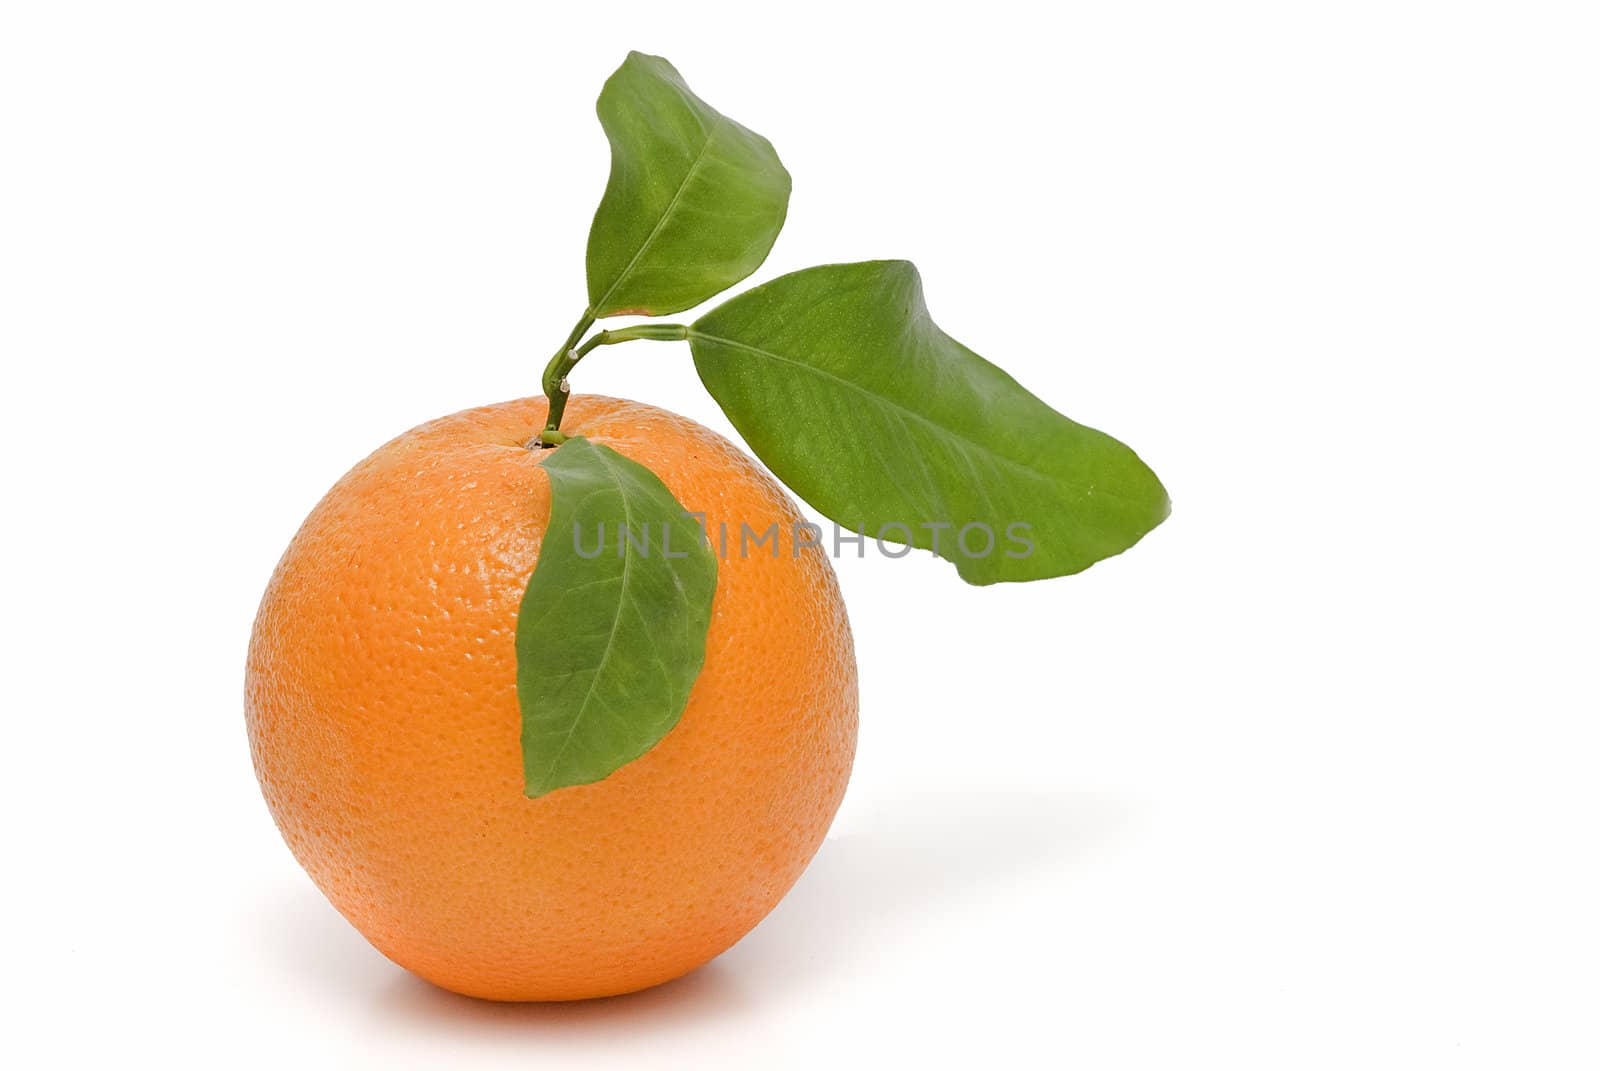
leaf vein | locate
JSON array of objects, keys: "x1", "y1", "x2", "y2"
[
  {"x1": 592, "y1": 117, "x2": 726, "y2": 314},
  {"x1": 532, "y1": 449, "x2": 642, "y2": 791},
  {"x1": 691, "y1": 331, "x2": 1103, "y2": 503}
]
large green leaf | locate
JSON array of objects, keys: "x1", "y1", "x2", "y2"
[
  {"x1": 688, "y1": 261, "x2": 1169, "y2": 584},
  {"x1": 585, "y1": 52, "x2": 791, "y2": 319},
  {"x1": 516, "y1": 436, "x2": 717, "y2": 797}
]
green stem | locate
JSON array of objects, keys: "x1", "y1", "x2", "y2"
[
  {"x1": 574, "y1": 322, "x2": 689, "y2": 357},
  {"x1": 541, "y1": 311, "x2": 596, "y2": 436},
  {"x1": 537, "y1": 321, "x2": 690, "y2": 445}
]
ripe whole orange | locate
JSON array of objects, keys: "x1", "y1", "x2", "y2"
[{"x1": 245, "y1": 395, "x2": 858, "y2": 1001}]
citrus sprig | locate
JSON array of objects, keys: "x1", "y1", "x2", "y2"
[{"x1": 519, "y1": 52, "x2": 1168, "y2": 796}]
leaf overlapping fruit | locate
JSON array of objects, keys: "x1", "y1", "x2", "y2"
[{"x1": 519, "y1": 52, "x2": 1167, "y2": 797}]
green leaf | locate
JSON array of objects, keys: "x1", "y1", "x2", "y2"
[
  {"x1": 585, "y1": 51, "x2": 791, "y2": 319},
  {"x1": 688, "y1": 261, "x2": 1169, "y2": 584},
  {"x1": 516, "y1": 436, "x2": 717, "y2": 797}
]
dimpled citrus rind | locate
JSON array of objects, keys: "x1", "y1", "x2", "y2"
[{"x1": 246, "y1": 395, "x2": 858, "y2": 1000}]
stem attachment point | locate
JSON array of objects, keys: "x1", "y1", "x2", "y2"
[{"x1": 539, "y1": 317, "x2": 691, "y2": 439}]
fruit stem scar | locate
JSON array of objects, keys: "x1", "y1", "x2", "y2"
[{"x1": 539, "y1": 318, "x2": 691, "y2": 444}]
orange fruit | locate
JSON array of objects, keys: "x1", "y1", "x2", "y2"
[{"x1": 245, "y1": 395, "x2": 858, "y2": 1001}]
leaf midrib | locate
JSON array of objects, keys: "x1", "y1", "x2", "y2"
[
  {"x1": 690, "y1": 330, "x2": 1127, "y2": 506},
  {"x1": 592, "y1": 116, "x2": 726, "y2": 314},
  {"x1": 532, "y1": 448, "x2": 639, "y2": 793}
]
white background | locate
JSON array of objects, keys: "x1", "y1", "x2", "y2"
[{"x1": 3, "y1": 2, "x2": 1596, "y2": 1067}]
